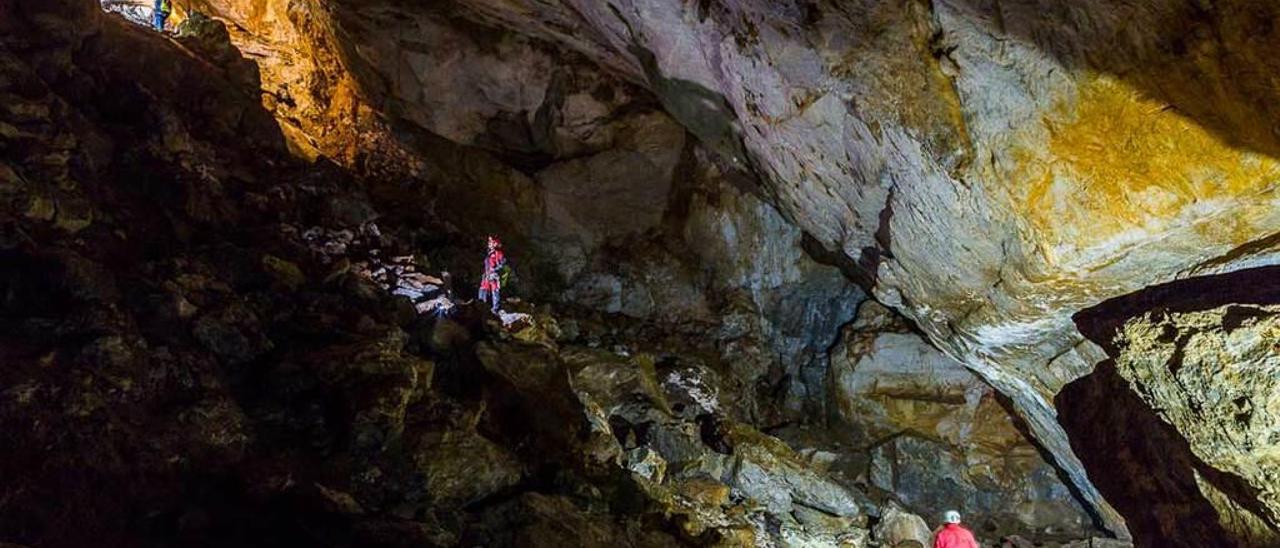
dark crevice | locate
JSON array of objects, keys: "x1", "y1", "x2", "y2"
[
  {"x1": 801, "y1": 232, "x2": 874, "y2": 290},
  {"x1": 988, "y1": 389, "x2": 1113, "y2": 537},
  {"x1": 1221, "y1": 305, "x2": 1270, "y2": 333},
  {"x1": 1166, "y1": 333, "x2": 1189, "y2": 376}
]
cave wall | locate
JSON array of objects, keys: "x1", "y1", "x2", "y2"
[
  {"x1": 427, "y1": 1, "x2": 1280, "y2": 534},
  {"x1": 825, "y1": 301, "x2": 1098, "y2": 540},
  {"x1": 183, "y1": 0, "x2": 866, "y2": 424},
  {"x1": 1, "y1": 3, "x2": 884, "y2": 545},
  {"x1": 437, "y1": 0, "x2": 1280, "y2": 390},
  {"x1": 170, "y1": 0, "x2": 1280, "y2": 536},
  {"x1": 1066, "y1": 267, "x2": 1280, "y2": 546},
  {"x1": 56, "y1": 0, "x2": 1280, "y2": 541}
]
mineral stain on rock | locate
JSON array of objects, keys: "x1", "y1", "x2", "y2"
[{"x1": 1015, "y1": 75, "x2": 1280, "y2": 262}]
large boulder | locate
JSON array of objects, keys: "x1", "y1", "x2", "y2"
[
  {"x1": 1062, "y1": 269, "x2": 1280, "y2": 546},
  {"x1": 1103, "y1": 304, "x2": 1280, "y2": 544},
  {"x1": 727, "y1": 427, "x2": 870, "y2": 520},
  {"x1": 873, "y1": 505, "x2": 933, "y2": 548}
]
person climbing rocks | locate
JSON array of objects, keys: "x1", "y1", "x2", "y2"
[
  {"x1": 933, "y1": 510, "x2": 979, "y2": 548},
  {"x1": 152, "y1": 0, "x2": 172, "y2": 31},
  {"x1": 477, "y1": 235, "x2": 507, "y2": 313}
]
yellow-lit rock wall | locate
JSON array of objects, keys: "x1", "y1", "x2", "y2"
[{"x1": 1016, "y1": 76, "x2": 1280, "y2": 267}]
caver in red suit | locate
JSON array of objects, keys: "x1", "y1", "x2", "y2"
[{"x1": 934, "y1": 511, "x2": 979, "y2": 548}]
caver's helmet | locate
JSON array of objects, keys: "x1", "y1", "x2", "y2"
[
  {"x1": 943, "y1": 510, "x2": 961, "y2": 524},
  {"x1": 487, "y1": 235, "x2": 502, "y2": 249}
]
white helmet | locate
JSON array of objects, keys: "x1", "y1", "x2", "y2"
[{"x1": 944, "y1": 510, "x2": 962, "y2": 524}]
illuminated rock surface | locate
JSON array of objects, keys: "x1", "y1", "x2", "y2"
[
  {"x1": 829, "y1": 302, "x2": 1096, "y2": 540},
  {"x1": 176, "y1": 0, "x2": 1280, "y2": 536},
  {"x1": 6, "y1": 0, "x2": 1280, "y2": 545},
  {"x1": 1065, "y1": 270, "x2": 1280, "y2": 545}
]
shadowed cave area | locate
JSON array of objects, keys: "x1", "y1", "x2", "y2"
[{"x1": 5, "y1": 0, "x2": 1280, "y2": 546}]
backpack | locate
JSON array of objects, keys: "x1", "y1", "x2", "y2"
[{"x1": 497, "y1": 260, "x2": 514, "y2": 288}]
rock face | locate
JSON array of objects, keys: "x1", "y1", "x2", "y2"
[
  {"x1": 1058, "y1": 360, "x2": 1268, "y2": 547},
  {"x1": 172, "y1": 0, "x2": 1280, "y2": 535},
  {"x1": 0, "y1": 3, "x2": 873, "y2": 546},
  {"x1": 872, "y1": 505, "x2": 933, "y2": 548},
  {"x1": 1065, "y1": 268, "x2": 1280, "y2": 546},
  {"x1": 555, "y1": 344, "x2": 874, "y2": 545},
  {"x1": 1114, "y1": 305, "x2": 1280, "y2": 532},
  {"x1": 185, "y1": 0, "x2": 866, "y2": 421},
  {"x1": 437, "y1": 0, "x2": 1280, "y2": 381},
  {"x1": 829, "y1": 302, "x2": 1096, "y2": 541}
]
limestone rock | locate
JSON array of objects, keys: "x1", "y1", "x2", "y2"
[
  {"x1": 869, "y1": 435, "x2": 1093, "y2": 541},
  {"x1": 412, "y1": 427, "x2": 523, "y2": 506},
  {"x1": 555, "y1": 340, "x2": 873, "y2": 545},
  {"x1": 625, "y1": 446, "x2": 667, "y2": 483},
  {"x1": 1111, "y1": 304, "x2": 1280, "y2": 541},
  {"x1": 873, "y1": 505, "x2": 933, "y2": 548},
  {"x1": 444, "y1": 0, "x2": 1280, "y2": 392},
  {"x1": 537, "y1": 111, "x2": 684, "y2": 246},
  {"x1": 424, "y1": 0, "x2": 1280, "y2": 532},
  {"x1": 728, "y1": 426, "x2": 870, "y2": 520},
  {"x1": 831, "y1": 302, "x2": 1096, "y2": 540}
]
